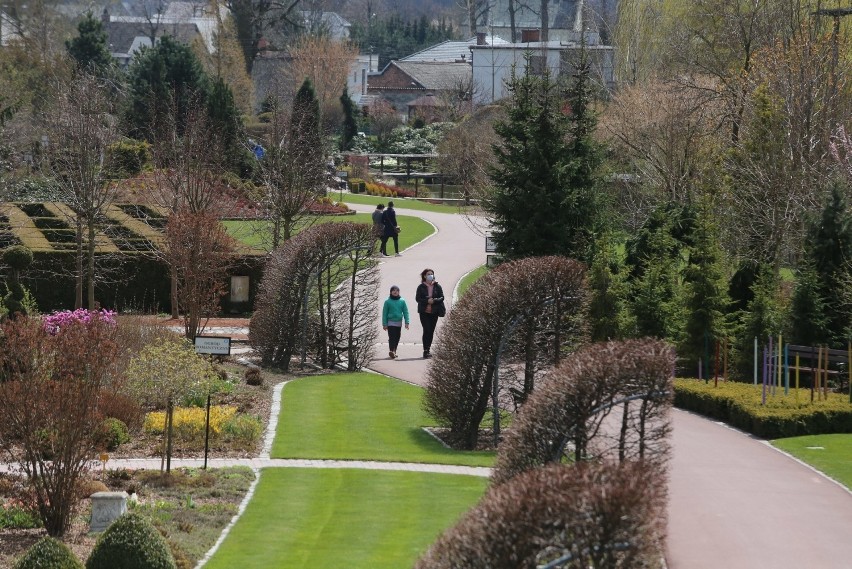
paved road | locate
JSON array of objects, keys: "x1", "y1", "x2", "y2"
[{"x1": 353, "y1": 201, "x2": 852, "y2": 569}]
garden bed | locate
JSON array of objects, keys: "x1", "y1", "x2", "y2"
[{"x1": 0, "y1": 466, "x2": 255, "y2": 569}]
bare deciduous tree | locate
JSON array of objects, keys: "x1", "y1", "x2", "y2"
[
  {"x1": 44, "y1": 71, "x2": 120, "y2": 309},
  {"x1": 257, "y1": 93, "x2": 326, "y2": 250},
  {"x1": 164, "y1": 208, "x2": 236, "y2": 339},
  {"x1": 287, "y1": 35, "x2": 359, "y2": 131},
  {"x1": 0, "y1": 314, "x2": 119, "y2": 536}
]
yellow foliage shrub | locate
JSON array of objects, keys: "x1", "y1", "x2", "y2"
[{"x1": 144, "y1": 406, "x2": 237, "y2": 440}]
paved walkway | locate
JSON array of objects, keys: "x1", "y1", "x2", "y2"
[
  {"x1": 341, "y1": 202, "x2": 852, "y2": 568},
  {"x1": 6, "y1": 202, "x2": 852, "y2": 567}
]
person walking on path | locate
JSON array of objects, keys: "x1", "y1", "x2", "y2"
[
  {"x1": 382, "y1": 285, "x2": 409, "y2": 359},
  {"x1": 372, "y1": 203, "x2": 385, "y2": 253},
  {"x1": 381, "y1": 201, "x2": 401, "y2": 257},
  {"x1": 415, "y1": 268, "x2": 445, "y2": 359}
]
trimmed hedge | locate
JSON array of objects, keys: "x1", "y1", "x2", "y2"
[
  {"x1": 674, "y1": 379, "x2": 852, "y2": 439},
  {"x1": 14, "y1": 536, "x2": 83, "y2": 569},
  {"x1": 19, "y1": 252, "x2": 263, "y2": 314},
  {"x1": 86, "y1": 512, "x2": 176, "y2": 569}
]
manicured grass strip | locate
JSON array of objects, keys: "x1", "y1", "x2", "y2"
[
  {"x1": 204, "y1": 468, "x2": 486, "y2": 569},
  {"x1": 458, "y1": 265, "x2": 489, "y2": 297},
  {"x1": 272, "y1": 373, "x2": 495, "y2": 467},
  {"x1": 340, "y1": 192, "x2": 466, "y2": 214},
  {"x1": 224, "y1": 214, "x2": 433, "y2": 251},
  {"x1": 772, "y1": 434, "x2": 852, "y2": 489}
]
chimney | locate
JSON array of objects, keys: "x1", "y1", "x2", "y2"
[
  {"x1": 101, "y1": 7, "x2": 110, "y2": 23},
  {"x1": 476, "y1": 32, "x2": 487, "y2": 45},
  {"x1": 521, "y1": 29, "x2": 540, "y2": 43}
]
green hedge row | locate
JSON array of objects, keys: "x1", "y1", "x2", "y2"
[
  {"x1": 673, "y1": 379, "x2": 852, "y2": 439},
  {"x1": 20, "y1": 252, "x2": 264, "y2": 314}
]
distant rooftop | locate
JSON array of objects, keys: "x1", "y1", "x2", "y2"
[{"x1": 401, "y1": 36, "x2": 510, "y2": 62}]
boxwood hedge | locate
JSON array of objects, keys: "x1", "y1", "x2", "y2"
[{"x1": 674, "y1": 379, "x2": 852, "y2": 439}]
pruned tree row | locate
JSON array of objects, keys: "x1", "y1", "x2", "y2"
[
  {"x1": 492, "y1": 338, "x2": 675, "y2": 485},
  {"x1": 424, "y1": 256, "x2": 589, "y2": 450},
  {"x1": 250, "y1": 222, "x2": 378, "y2": 371},
  {"x1": 416, "y1": 461, "x2": 667, "y2": 569}
]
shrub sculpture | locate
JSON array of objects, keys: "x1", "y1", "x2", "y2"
[
  {"x1": 423, "y1": 256, "x2": 589, "y2": 449},
  {"x1": 86, "y1": 512, "x2": 176, "y2": 569},
  {"x1": 250, "y1": 222, "x2": 379, "y2": 371},
  {"x1": 2, "y1": 244, "x2": 34, "y2": 317},
  {"x1": 415, "y1": 461, "x2": 666, "y2": 569},
  {"x1": 14, "y1": 536, "x2": 83, "y2": 569},
  {"x1": 492, "y1": 339, "x2": 676, "y2": 485}
]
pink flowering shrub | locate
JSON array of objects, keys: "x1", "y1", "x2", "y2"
[{"x1": 43, "y1": 309, "x2": 117, "y2": 335}]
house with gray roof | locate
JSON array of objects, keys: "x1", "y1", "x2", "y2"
[
  {"x1": 400, "y1": 35, "x2": 509, "y2": 63},
  {"x1": 367, "y1": 60, "x2": 472, "y2": 122},
  {"x1": 101, "y1": 3, "x2": 224, "y2": 67}
]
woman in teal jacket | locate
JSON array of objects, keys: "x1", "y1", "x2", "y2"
[{"x1": 382, "y1": 285, "x2": 409, "y2": 359}]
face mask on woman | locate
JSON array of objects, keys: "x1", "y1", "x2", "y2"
[{"x1": 426, "y1": 274, "x2": 435, "y2": 282}]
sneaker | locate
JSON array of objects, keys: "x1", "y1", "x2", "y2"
[
  {"x1": 423, "y1": 351, "x2": 432, "y2": 359},
  {"x1": 394, "y1": 253, "x2": 403, "y2": 257},
  {"x1": 391, "y1": 351, "x2": 396, "y2": 359},
  {"x1": 389, "y1": 350, "x2": 394, "y2": 358},
  {"x1": 381, "y1": 253, "x2": 391, "y2": 257}
]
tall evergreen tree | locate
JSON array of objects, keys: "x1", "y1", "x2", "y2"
[
  {"x1": 588, "y1": 234, "x2": 634, "y2": 341},
  {"x1": 339, "y1": 86, "x2": 359, "y2": 151},
  {"x1": 734, "y1": 263, "x2": 786, "y2": 375},
  {"x1": 792, "y1": 181, "x2": 852, "y2": 346},
  {"x1": 488, "y1": 54, "x2": 604, "y2": 262},
  {"x1": 124, "y1": 36, "x2": 209, "y2": 141},
  {"x1": 681, "y1": 196, "x2": 730, "y2": 373},
  {"x1": 65, "y1": 12, "x2": 115, "y2": 76},
  {"x1": 291, "y1": 78, "x2": 321, "y2": 149},
  {"x1": 207, "y1": 76, "x2": 250, "y2": 175}
]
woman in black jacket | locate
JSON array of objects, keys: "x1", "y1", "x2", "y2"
[{"x1": 415, "y1": 267, "x2": 445, "y2": 358}]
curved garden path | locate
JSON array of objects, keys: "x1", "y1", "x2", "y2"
[
  {"x1": 5, "y1": 202, "x2": 852, "y2": 568},
  {"x1": 344, "y1": 202, "x2": 852, "y2": 569}
]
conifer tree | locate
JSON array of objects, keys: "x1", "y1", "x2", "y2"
[
  {"x1": 588, "y1": 234, "x2": 634, "y2": 341},
  {"x1": 65, "y1": 12, "x2": 114, "y2": 76},
  {"x1": 124, "y1": 36, "x2": 209, "y2": 141},
  {"x1": 681, "y1": 196, "x2": 730, "y2": 373},
  {"x1": 340, "y1": 86, "x2": 359, "y2": 151},
  {"x1": 488, "y1": 53, "x2": 604, "y2": 262},
  {"x1": 734, "y1": 263, "x2": 786, "y2": 374},
  {"x1": 792, "y1": 181, "x2": 852, "y2": 346}
]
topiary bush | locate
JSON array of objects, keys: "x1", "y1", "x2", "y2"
[
  {"x1": 3, "y1": 245, "x2": 34, "y2": 271},
  {"x1": 86, "y1": 512, "x2": 176, "y2": 569},
  {"x1": 244, "y1": 366, "x2": 263, "y2": 386},
  {"x1": 14, "y1": 536, "x2": 83, "y2": 569},
  {"x1": 97, "y1": 418, "x2": 130, "y2": 451}
]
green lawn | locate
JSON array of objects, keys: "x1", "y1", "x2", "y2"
[
  {"x1": 458, "y1": 265, "x2": 489, "y2": 297},
  {"x1": 224, "y1": 213, "x2": 433, "y2": 251},
  {"x1": 204, "y1": 468, "x2": 486, "y2": 569},
  {"x1": 272, "y1": 373, "x2": 495, "y2": 467},
  {"x1": 772, "y1": 434, "x2": 852, "y2": 488},
  {"x1": 340, "y1": 192, "x2": 466, "y2": 214}
]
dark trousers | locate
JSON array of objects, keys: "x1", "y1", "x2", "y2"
[
  {"x1": 420, "y1": 312, "x2": 439, "y2": 352},
  {"x1": 388, "y1": 325, "x2": 401, "y2": 351},
  {"x1": 380, "y1": 235, "x2": 389, "y2": 254},
  {"x1": 382, "y1": 234, "x2": 398, "y2": 254}
]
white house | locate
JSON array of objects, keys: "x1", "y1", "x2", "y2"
[{"x1": 469, "y1": 34, "x2": 614, "y2": 104}]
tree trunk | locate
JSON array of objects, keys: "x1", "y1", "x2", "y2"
[
  {"x1": 75, "y1": 219, "x2": 84, "y2": 309},
  {"x1": 166, "y1": 399, "x2": 174, "y2": 473},
  {"x1": 540, "y1": 0, "x2": 549, "y2": 43},
  {"x1": 87, "y1": 222, "x2": 96, "y2": 309},
  {"x1": 171, "y1": 270, "x2": 179, "y2": 319}
]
